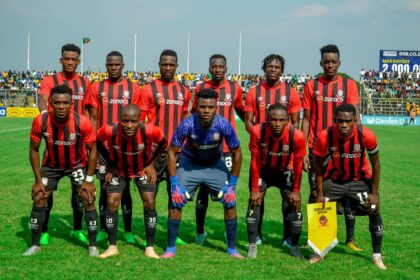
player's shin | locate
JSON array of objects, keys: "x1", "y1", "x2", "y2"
[
  {"x1": 289, "y1": 212, "x2": 303, "y2": 246},
  {"x1": 167, "y1": 219, "x2": 180, "y2": 248},
  {"x1": 42, "y1": 195, "x2": 53, "y2": 232},
  {"x1": 344, "y1": 208, "x2": 356, "y2": 243},
  {"x1": 225, "y1": 217, "x2": 238, "y2": 249},
  {"x1": 144, "y1": 208, "x2": 157, "y2": 246},
  {"x1": 71, "y1": 190, "x2": 84, "y2": 231},
  {"x1": 105, "y1": 210, "x2": 118, "y2": 245},
  {"x1": 85, "y1": 209, "x2": 99, "y2": 246},
  {"x1": 121, "y1": 187, "x2": 133, "y2": 232},
  {"x1": 99, "y1": 182, "x2": 107, "y2": 231},
  {"x1": 246, "y1": 204, "x2": 260, "y2": 244},
  {"x1": 369, "y1": 212, "x2": 383, "y2": 254},
  {"x1": 196, "y1": 188, "x2": 209, "y2": 234},
  {"x1": 30, "y1": 206, "x2": 46, "y2": 246}
]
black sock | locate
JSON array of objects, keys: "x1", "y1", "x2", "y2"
[
  {"x1": 257, "y1": 200, "x2": 265, "y2": 238},
  {"x1": 105, "y1": 210, "x2": 118, "y2": 245},
  {"x1": 144, "y1": 208, "x2": 157, "y2": 247},
  {"x1": 369, "y1": 212, "x2": 384, "y2": 254},
  {"x1": 84, "y1": 209, "x2": 98, "y2": 246},
  {"x1": 225, "y1": 218, "x2": 237, "y2": 249},
  {"x1": 121, "y1": 186, "x2": 132, "y2": 232},
  {"x1": 42, "y1": 195, "x2": 53, "y2": 232},
  {"x1": 167, "y1": 219, "x2": 180, "y2": 248},
  {"x1": 31, "y1": 206, "x2": 46, "y2": 246},
  {"x1": 345, "y1": 212, "x2": 356, "y2": 243},
  {"x1": 281, "y1": 195, "x2": 291, "y2": 241},
  {"x1": 99, "y1": 181, "x2": 107, "y2": 231},
  {"x1": 196, "y1": 187, "x2": 209, "y2": 234},
  {"x1": 246, "y1": 204, "x2": 260, "y2": 244},
  {"x1": 71, "y1": 189, "x2": 83, "y2": 231},
  {"x1": 289, "y1": 212, "x2": 302, "y2": 246}
]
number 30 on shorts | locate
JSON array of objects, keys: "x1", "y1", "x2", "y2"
[{"x1": 72, "y1": 169, "x2": 85, "y2": 183}]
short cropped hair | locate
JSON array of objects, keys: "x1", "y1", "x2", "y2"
[
  {"x1": 50, "y1": 84, "x2": 73, "y2": 97},
  {"x1": 160, "y1": 49, "x2": 178, "y2": 62},
  {"x1": 196, "y1": 88, "x2": 218, "y2": 100},
  {"x1": 320, "y1": 44, "x2": 340, "y2": 58},
  {"x1": 61, "y1": 44, "x2": 81, "y2": 56}
]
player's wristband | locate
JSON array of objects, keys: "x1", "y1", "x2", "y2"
[
  {"x1": 85, "y1": 175, "x2": 94, "y2": 183},
  {"x1": 229, "y1": 175, "x2": 239, "y2": 186},
  {"x1": 169, "y1": 175, "x2": 179, "y2": 186}
]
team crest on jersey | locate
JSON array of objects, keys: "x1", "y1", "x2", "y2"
[
  {"x1": 281, "y1": 96, "x2": 287, "y2": 103},
  {"x1": 41, "y1": 177, "x2": 48, "y2": 186},
  {"x1": 138, "y1": 143, "x2": 145, "y2": 151},
  {"x1": 353, "y1": 144, "x2": 361, "y2": 152},
  {"x1": 177, "y1": 92, "x2": 184, "y2": 100},
  {"x1": 213, "y1": 133, "x2": 220, "y2": 141},
  {"x1": 283, "y1": 145, "x2": 289, "y2": 152},
  {"x1": 337, "y1": 90, "x2": 344, "y2": 97},
  {"x1": 123, "y1": 90, "x2": 130, "y2": 98},
  {"x1": 113, "y1": 145, "x2": 121, "y2": 151},
  {"x1": 314, "y1": 90, "x2": 320, "y2": 96},
  {"x1": 69, "y1": 133, "x2": 76, "y2": 140},
  {"x1": 225, "y1": 93, "x2": 231, "y2": 101},
  {"x1": 100, "y1": 92, "x2": 106, "y2": 97},
  {"x1": 78, "y1": 87, "x2": 84, "y2": 95},
  {"x1": 330, "y1": 147, "x2": 337, "y2": 152}
]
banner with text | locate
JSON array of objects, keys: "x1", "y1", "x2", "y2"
[
  {"x1": 362, "y1": 115, "x2": 419, "y2": 126},
  {"x1": 379, "y1": 50, "x2": 420, "y2": 73},
  {"x1": 6, "y1": 107, "x2": 40, "y2": 118}
]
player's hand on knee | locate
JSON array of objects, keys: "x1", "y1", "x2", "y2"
[
  {"x1": 303, "y1": 155, "x2": 310, "y2": 172},
  {"x1": 142, "y1": 165, "x2": 157, "y2": 184},
  {"x1": 365, "y1": 193, "x2": 379, "y2": 213},
  {"x1": 169, "y1": 176, "x2": 189, "y2": 208},
  {"x1": 79, "y1": 182, "x2": 96, "y2": 205},
  {"x1": 290, "y1": 191, "x2": 301, "y2": 212},
  {"x1": 104, "y1": 167, "x2": 119, "y2": 184},
  {"x1": 31, "y1": 181, "x2": 47, "y2": 200},
  {"x1": 250, "y1": 191, "x2": 261, "y2": 207},
  {"x1": 219, "y1": 185, "x2": 236, "y2": 208}
]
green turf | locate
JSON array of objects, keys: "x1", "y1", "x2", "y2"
[{"x1": 0, "y1": 118, "x2": 419, "y2": 279}]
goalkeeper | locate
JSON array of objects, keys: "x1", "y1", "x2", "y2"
[{"x1": 161, "y1": 88, "x2": 243, "y2": 259}]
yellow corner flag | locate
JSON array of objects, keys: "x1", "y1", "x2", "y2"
[{"x1": 307, "y1": 202, "x2": 338, "y2": 257}]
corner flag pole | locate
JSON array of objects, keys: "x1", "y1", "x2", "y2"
[
  {"x1": 134, "y1": 33, "x2": 137, "y2": 72},
  {"x1": 187, "y1": 32, "x2": 190, "y2": 73},
  {"x1": 238, "y1": 32, "x2": 242, "y2": 76}
]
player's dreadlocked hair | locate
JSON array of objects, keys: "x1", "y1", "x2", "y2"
[
  {"x1": 261, "y1": 54, "x2": 285, "y2": 72},
  {"x1": 320, "y1": 44, "x2": 340, "y2": 58},
  {"x1": 196, "y1": 88, "x2": 219, "y2": 100},
  {"x1": 209, "y1": 54, "x2": 226, "y2": 65},
  {"x1": 268, "y1": 103, "x2": 288, "y2": 115},
  {"x1": 50, "y1": 84, "x2": 73, "y2": 97},
  {"x1": 335, "y1": 103, "x2": 356, "y2": 116},
  {"x1": 160, "y1": 49, "x2": 178, "y2": 62},
  {"x1": 107, "y1": 50, "x2": 124, "y2": 61},
  {"x1": 61, "y1": 43, "x2": 81, "y2": 56}
]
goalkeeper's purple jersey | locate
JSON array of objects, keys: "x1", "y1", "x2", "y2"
[{"x1": 171, "y1": 113, "x2": 240, "y2": 165}]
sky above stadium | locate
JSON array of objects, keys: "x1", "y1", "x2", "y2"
[{"x1": 1, "y1": 0, "x2": 419, "y2": 79}]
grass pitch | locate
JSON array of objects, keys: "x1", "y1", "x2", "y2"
[{"x1": 0, "y1": 118, "x2": 419, "y2": 279}]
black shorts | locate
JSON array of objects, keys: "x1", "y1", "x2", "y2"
[
  {"x1": 40, "y1": 166, "x2": 87, "y2": 192},
  {"x1": 103, "y1": 176, "x2": 157, "y2": 193},
  {"x1": 251, "y1": 168, "x2": 294, "y2": 195},
  {"x1": 323, "y1": 179, "x2": 376, "y2": 215},
  {"x1": 95, "y1": 164, "x2": 107, "y2": 181},
  {"x1": 155, "y1": 152, "x2": 180, "y2": 182},
  {"x1": 308, "y1": 148, "x2": 331, "y2": 191}
]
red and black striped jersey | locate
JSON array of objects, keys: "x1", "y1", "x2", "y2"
[
  {"x1": 97, "y1": 123, "x2": 164, "y2": 178},
  {"x1": 244, "y1": 82, "x2": 301, "y2": 124},
  {"x1": 303, "y1": 75, "x2": 359, "y2": 148},
  {"x1": 139, "y1": 79, "x2": 191, "y2": 142},
  {"x1": 39, "y1": 72, "x2": 92, "y2": 115},
  {"x1": 313, "y1": 124, "x2": 378, "y2": 182},
  {"x1": 85, "y1": 78, "x2": 141, "y2": 129},
  {"x1": 30, "y1": 112, "x2": 96, "y2": 170},
  {"x1": 249, "y1": 124, "x2": 306, "y2": 192},
  {"x1": 193, "y1": 80, "x2": 244, "y2": 152}
]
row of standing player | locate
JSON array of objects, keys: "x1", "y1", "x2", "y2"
[{"x1": 23, "y1": 43, "x2": 386, "y2": 269}]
